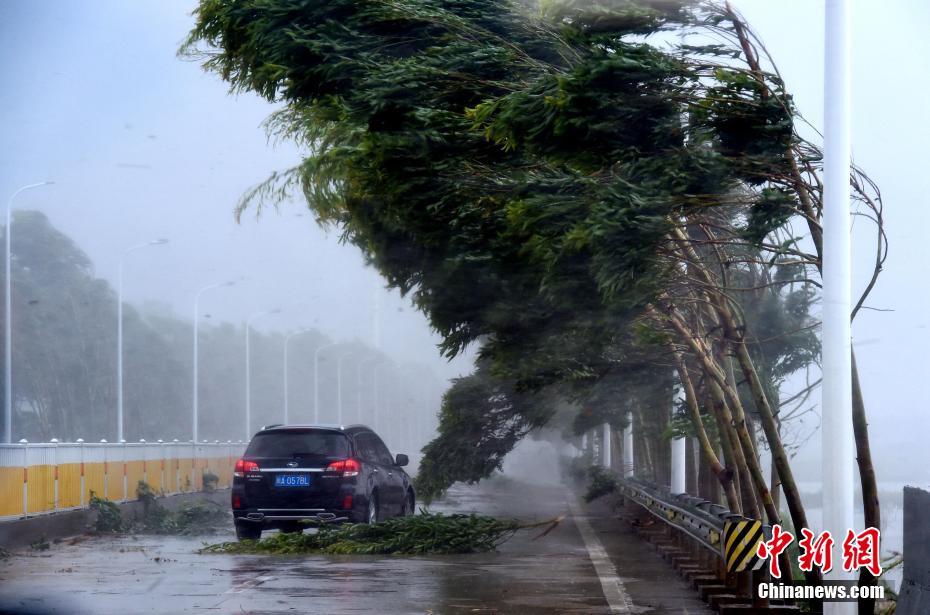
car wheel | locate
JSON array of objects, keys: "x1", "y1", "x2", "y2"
[
  {"x1": 402, "y1": 491, "x2": 415, "y2": 517},
  {"x1": 366, "y1": 492, "x2": 379, "y2": 525},
  {"x1": 235, "y1": 521, "x2": 262, "y2": 541}
]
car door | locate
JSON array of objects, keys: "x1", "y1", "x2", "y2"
[
  {"x1": 371, "y1": 435, "x2": 404, "y2": 516},
  {"x1": 356, "y1": 433, "x2": 390, "y2": 514}
]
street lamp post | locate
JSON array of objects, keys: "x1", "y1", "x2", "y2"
[
  {"x1": 356, "y1": 357, "x2": 382, "y2": 424},
  {"x1": 4, "y1": 181, "x2": 53, "y2": 444},
  {"x1": 283, "y1": 329, "x2": 313, "y2": 425},
  {"x1": 193, "y1": 281, "x2": 235, "y2": 444},
  {"x1": 313, "y1": 342, "x2": 338, "y2": 423},
  {"x1": 245, "y1": 308, "x2": 280, "y2": 439},
  {"x1": 117, "y1": 238, "x2": 168, "y2": 442},
  {"x1": 372, "y1": 363, "x2": 390, "y2": 433},
  {"x1": 823, "y1": 2, "x2": 854, "y2": 612},
  {"x1": 336, "y1": 352, "x2": 354, "y2": 425}
]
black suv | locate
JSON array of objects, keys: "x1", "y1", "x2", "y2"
[{"x1": 231, "y1": 424, "x2": 415, "y2": 540}]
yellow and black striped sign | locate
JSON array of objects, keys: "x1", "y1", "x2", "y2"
[{"x1": 722, "y1": 519, "x2": 765, "y2": 573}]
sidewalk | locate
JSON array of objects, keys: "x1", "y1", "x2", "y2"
[{"x1": 577, "y1": 493, "x2": 714, "y2": 614}]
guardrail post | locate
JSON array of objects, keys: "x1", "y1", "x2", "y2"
[
  {"x1": 121, "y1": 439, "x2": 128, "y2": 502},
  {"x1": 139, "y1": 439, "x2": 147, "y2": 485},
  {"x1": 51, "y1": 438, "x2": 59, "y2": 511},
  {"x1": 752, "y1": 568, "x2": 770, "y2": 608},
  {"x1": 19, "y1": 439, "x2": 28, "y2": 517},
  {"x1": 101, "y1": 439, "x2": 108, "y2": 499},
  {"x1": 77, "y1": 438, "x2": 85, "y2": 506},
  {"x1": 190, "y1": 440, "x2": 196, "y2": 492},
  {"x1": 158, "y1": 439, "x2": 165, "y2": 490},
  {"x1": 622, "y1": 412, "x2": 633, "y2": 478},
  {"x1": 227, "y1": 440, "x2": 233, "y2": 488},
  {"x1": 171, "y1": 439, "x2": 179, "y2": 493}
]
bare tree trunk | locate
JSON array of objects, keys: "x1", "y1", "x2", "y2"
[
  {"x1": 725, "y1": 11, "x2": 880, "y2": 606},
  {"x1": 852, "y1": 350, "x2": 879, "y2": 615}
]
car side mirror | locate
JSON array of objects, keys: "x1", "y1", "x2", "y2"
[{"x1": 395, "y1": 454, "x2": 409, "y2": 467}]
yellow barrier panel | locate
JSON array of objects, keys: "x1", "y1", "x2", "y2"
[
  {"x1": 0, "y1": 467, "x2": 23, "y2": 516},
  {"x1": 126, "y1": 460, "x2": 145, "y2": 498},
  {"x1": 1, "y1": 443, "x2": 243, "y2": 518},
  {"x1": 58, "y1": 463, "x2": 82, "y2": 509},
  {"x1": 145, "y1": 457, "x2": 164, "y2": 493},
  {"x1": 27, "y1": 464, "x2": 55, "y2": 514},
  {"x1": 178, "y1": 458, "x2": 193, "y2": 492},
  {"x1": 85, "y1": 461, "x2": 106, "y2": 502}
]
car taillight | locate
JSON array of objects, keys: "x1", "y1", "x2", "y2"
[
  {"x1": 232, "y1": 494, "x2": 242, "y2": 509},
  {"x1": 326, "y1": 458, "x2": 361, "y2": 477},
  {"x1": 234, "y1": 458, "x2": 259, "y2": 477},
  {"x1": 342, "y1": 495, "x2": 353, "y2": 510}
]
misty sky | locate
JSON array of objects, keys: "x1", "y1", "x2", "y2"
[
  {"x1": 0, "y1": 0, "x2": 477, "y2": 384},
  {"x1": 1, "y1": 1, "x2": 927, "y2": 482}
]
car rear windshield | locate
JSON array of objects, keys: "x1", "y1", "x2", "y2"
[{"x1": 246, "y1": 430, "x2": 349, "y2": 459}]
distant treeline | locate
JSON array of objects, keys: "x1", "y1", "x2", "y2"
[{"x1": 1, "y1": 211, "x2": 436, "y2": 443}]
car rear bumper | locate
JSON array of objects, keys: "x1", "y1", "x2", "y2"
[{"x1": 234, "y1": 510, "x2": 351, "y2": 524}]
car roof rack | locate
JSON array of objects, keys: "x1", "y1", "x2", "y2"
[{"x1": 261, "y1": 424, "x2": 283, "y2": 430}]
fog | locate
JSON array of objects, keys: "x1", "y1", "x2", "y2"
[{"x1": 1, "y1": 0, "x2": 928, "y2": 489}]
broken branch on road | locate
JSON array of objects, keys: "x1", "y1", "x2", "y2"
[{"x1": 199, "y1": 513, "x2": 563, "y2": 556}]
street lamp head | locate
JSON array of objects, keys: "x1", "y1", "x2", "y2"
[{"x1": 150, "y1": 238, "x2": 169, "y2": 246}]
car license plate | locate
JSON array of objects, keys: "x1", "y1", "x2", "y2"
[{"x1": 274, "y1": 474, "x2": 310, "y2": 487}]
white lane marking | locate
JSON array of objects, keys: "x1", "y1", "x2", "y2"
[{"x1": 568, "y1": 499, "x2": 634, "y2": 614}]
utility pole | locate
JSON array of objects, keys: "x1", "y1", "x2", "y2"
[
  {"x1": 313, "y1": 342, "x2": 338, "y2": 423},
  {"x1": 283, "y1": 329, "x2": 313, "y2": 425},
  {"x1": 245, "y1": 308, "x2": 280, "y2": 439},
  {"x1": 193, "y1": 280, "x2": 234, "y2": 443},
  {"x1": 336, "y1": 351, "x2": 354, "y2": 425}
]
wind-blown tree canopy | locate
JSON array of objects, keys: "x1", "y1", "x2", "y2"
[
  {"x1": 183, "y1": 4, "x2": 881, "y2": 576},
  {"x1": 186, "y1": 4, "x2": 794, "y2": 404}
]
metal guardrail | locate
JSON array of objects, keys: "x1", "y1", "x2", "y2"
[
  {"x1": 615, "y1": 477, "x2": 770, "y2": 560},
  {"x1": 612, "y1": 477, "x2": 802, "y2": 612}
]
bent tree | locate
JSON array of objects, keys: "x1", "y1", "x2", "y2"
[{"x1": 184, "y1": 0, "x2": 885, "y2": 605}]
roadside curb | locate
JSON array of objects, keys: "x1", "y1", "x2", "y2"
[{"x1": 0, "y1": 489, "x2": 230, "y2": 551}]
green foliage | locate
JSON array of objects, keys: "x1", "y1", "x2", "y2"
[
  {"x1": 415, "y1": 364, "x2": 557, "y2": 502},
  {"x1": 563, "y1": 448, "x2": 595, "y2": 484},
  {"x1": 583, "y1": 464, "x2": 618, "y2": 503},
  {"x1": 89, "y1": 491, "x2": 126, "y2": 533},
  {"x1": 202, "y1": 512, "x2": 560, "y2": 555},
  {"x1": 202, "y1": 471, "x2": 219, "y2": 492},
  {"x1": 29, "y1": 536, "x2": 50, "y2": 552},
  {"x1": 135, "y1": 481, "x2": 229, "y2": 535},
  {"x1": 89, "y1": 484, "x2": 228, "y2": 535},
  {"x1": 184, "y1": 0, "x2": 816, "y2": 495}
]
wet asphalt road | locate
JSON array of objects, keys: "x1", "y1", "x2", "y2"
[{"x1": 0, "y1": 481, "x2": 711, "y2": 614}]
